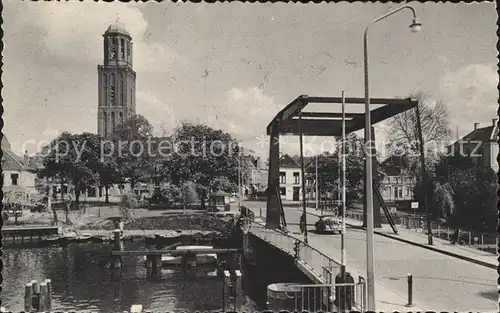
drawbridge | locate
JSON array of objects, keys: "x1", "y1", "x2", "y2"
[{"x1": 265, "y1": 95, "x2": 418, "y2": 234}]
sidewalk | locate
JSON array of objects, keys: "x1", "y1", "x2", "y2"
[
  {"x1": 248, "y1": 207, "x2": 427, "y2": 311},
  {"x1": 304, "y1": 207, "x2": 497, "y2": 269}
]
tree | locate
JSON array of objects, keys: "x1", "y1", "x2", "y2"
[
  {"x1": 98, "y1": 142, "x2": 120, "y2": 204},
  {"x1": 162, "y1": 184, "x2": 182, "y2": 204},
  {"x1": 167, "y1": 122, "x2": 242, "y2": 191},
  {"x1": 39, "y1": 132, "x2": 102, "y2": 206},
  {"x1": 112, "y1": 114, "x2": 155, "y2": 190},
  {"x1": 4, "y1": 186, "x2": 29, "y2": 224},
  {"x1": 209, "y1": 176, "x2": 237, "y2": 193},
  {"x1": 303, "y1": 134, "x2": 366, "y2": 202},
  {"x1": 387, "y1": 92, "x2": 452, "y2": 171},
  {"x1": 119, "y1": 192, "x2": 138, "y2": 221},
  {"x1": 305, "y1": 152, "x2": 339, "y2": 198},
  {"x1": 181, "y1": 181, "x2": 200, "y2": 211},
  {"x1": 416, "y1": 154, "x2": 497, "y2": 232}
]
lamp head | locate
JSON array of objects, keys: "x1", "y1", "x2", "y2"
[{"x1": 409, "y1": 18, "x2": 422, "y2": 33}]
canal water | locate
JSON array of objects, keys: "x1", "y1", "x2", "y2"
[{"x1": 3, "y1": 241, "x2": 265, "y2": 312}]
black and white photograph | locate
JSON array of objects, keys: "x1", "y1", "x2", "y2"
[{"x1": 1, "y1": 1, "x2": 498, "y2": 312}]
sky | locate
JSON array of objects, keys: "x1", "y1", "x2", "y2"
[{"x1": 3, "y1": 1, "x2": 498, "y2": 160}]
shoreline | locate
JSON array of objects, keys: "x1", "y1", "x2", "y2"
[{"x1": 3, "y1": 229, "x2": 230, "y2": 247}]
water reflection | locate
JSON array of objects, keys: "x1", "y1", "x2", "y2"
[{"x1": 3, "y1": 242, "x2": 261, "y2": 312}]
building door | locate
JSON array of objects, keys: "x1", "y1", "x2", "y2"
[{"x1": 293, "y1": 187, "x2": 300, "y2": 201}]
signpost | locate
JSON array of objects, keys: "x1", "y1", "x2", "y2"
[{"x1": 411, "y1": 202, "x2": 419, "y2": 216}]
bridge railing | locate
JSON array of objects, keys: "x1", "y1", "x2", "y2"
[
  {"x1": 344, "y1": 211, "x2": 497, "y2": 254},
  {"x1": 283, "y1": 277, "x2": 366, "y2": 312},
  {"x1": 247, "y1": 220, "x2": 342, "y2": 281}
]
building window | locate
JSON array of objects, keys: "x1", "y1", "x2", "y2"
[
  {"x1": 111, "y1": 112, "x2": 116, "y2": 135},
  {"x1": 293, "y1": 172, "x2": 300, "y2": 184},
  {"x1": 406, "y1": 187, "x2": 411, "y2": 197},
  {"x1": 120, "y1": 77, "x2": 124, "y2": 106},
  {"x1": 120, "y1": 39, "x2": 125, "y2": 59},
  {"x1": 394, "y1": 186, "x2": 398, "y2": 199},
  {"x1": 11, "y1": 173, "x2": 19, "y2": 186},
  {"x1": 127, "y1": 42, "x2": 131, "y2": 56},
  {"x1": 110, "y1": 74, "x2": 115, "y2": 105},
  {"x1": 279, "y1": 188, "x2": 286, "y2": 195},
  {"x1": 110, "y1": 38, "x2": 117, "y2": 59},
  {"x1": 399, "y1": 187, "x2": 403, "y2": 199},
  {"x1": 103, "y1": 74, "x2": 108, "y2": 106},
  {"x1": 119, "y1": 112, "x2": 124, "y2": 125},
  {"x1": 279, "y1": 172, "x2": 286, "y2": 184},
  {"x1": 104, "y1": 112, "x2": 108, "y2": 136}
]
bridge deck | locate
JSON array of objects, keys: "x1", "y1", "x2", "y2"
[{"x1": 245, "y1": 202, "x2": 498, "y2": 312}]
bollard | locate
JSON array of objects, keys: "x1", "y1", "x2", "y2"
[
  {"x1": 45, "y1": 278, "x2": 52, "y2": 310},
  {"x1": 39, "y1": 281, "x2": 49, "y2": 311},
  {"x1": 113, "y1": 229, "x2": 122, "y2": 251},
  {"x1": 405, "y1": 273, "x2": 413, "y2": 307},
  {"x1": 234, "y1": 270, "x2": 242, "y2": 310},
  {"x1": 259, "y1": 208, "x2": 262, "y2": 217},
  {"x1": 24, "y1": 282, "x2": 33, "y2": 312}
]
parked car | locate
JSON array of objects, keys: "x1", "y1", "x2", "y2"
[{"x1": 315, "y1": 215, "x2": 342, "y2": 234}]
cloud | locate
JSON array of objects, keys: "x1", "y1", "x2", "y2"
[
  {"x1": 136, "y1": 90, "x2": 178, "y2": 135},
  {"x1": 215, "y1": 87, "x2": 279, "y2": 138},
  {"x1": 18, "y1": 2, "x2": 180, "y2": 72},
  {"x1": 440, "y1": 64, "x2": 498, "y2": 127}
]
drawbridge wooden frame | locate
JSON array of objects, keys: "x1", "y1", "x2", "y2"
[{"x1": 265, "y1": 94, "x2": 418, "y2": 230}]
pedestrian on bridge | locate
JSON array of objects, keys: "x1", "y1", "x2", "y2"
[{"x1": 300, "y1": 213, "x2": 306, "y2": 234}]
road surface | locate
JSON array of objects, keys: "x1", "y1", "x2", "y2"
[{"x1": 244, "y1": 201, "x2": 498, "y2": 312}]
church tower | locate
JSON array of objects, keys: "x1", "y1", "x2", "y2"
[{"x1": 97, "y1": 21, "x2": 136, "y2": 137}]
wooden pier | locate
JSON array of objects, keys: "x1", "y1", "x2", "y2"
[
  {"x1": 111, "y1": 248, "x2": 241, "y2": 256},
  {"x1": 2, "y1": 226, "x2": 59, "y2": 243}
]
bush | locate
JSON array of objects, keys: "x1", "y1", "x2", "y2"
[
  {"x1": 2, "y1": 211, "x2": 9, "y2": 222},
  {"x1": 182, "y1": 181, "x2": 200, "y2": 207},
  {"x1": 120, "y1": 193, "x2": 139, "y2": 220}
]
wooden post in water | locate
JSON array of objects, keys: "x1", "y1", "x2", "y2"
[
  {"x1": 31, "y1": 279, "x2": 39, "y2": 295},
  {"x1": 234, "y1": 270, "x2": 242, "y2": 310},
  {"x1": 154, "y1": 254, "x2": 162, "y2": 276},
  {"x1": 38, "y1": 282, "x2": 49, "y2": 311},
  {"x1": 45, "y1": 278, "x2": 52, "y2": 310},
  {"x1": 24, "y1": 282, "x2": 33, "y2": 312},
  {"x1": 112, "y1": 229, "x2": 123, "y2": 269}
]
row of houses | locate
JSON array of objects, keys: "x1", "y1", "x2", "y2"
[{"x1": 244, "y1": 119, "x2": 499, "y2": 205}]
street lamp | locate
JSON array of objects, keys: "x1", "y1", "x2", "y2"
[{"x1": 363, "y1": 5, "x2": 421, "y2": 311}]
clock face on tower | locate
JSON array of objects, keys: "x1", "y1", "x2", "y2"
[{"x1": 98, "y1": 22, "x2": 136, "y2": 138}]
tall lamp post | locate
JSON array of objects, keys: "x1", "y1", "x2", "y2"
[{"x1": 363, "y1": 5, "x2": 422, "y2": 310}]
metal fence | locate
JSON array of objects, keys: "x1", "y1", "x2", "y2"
[
  {"x1": 345, "y1": 211, "x2": 498, "y2": 254},
  {"x1": 282, "y1": 277, "x2": 366, "y2": 312},
  {"x1": 248, "y1": 219, "x2": 366, "y2": 312}
]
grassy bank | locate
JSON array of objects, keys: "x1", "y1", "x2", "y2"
[{"x1": 4, "y1": 205, "x2": 237, "y2": 237}]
